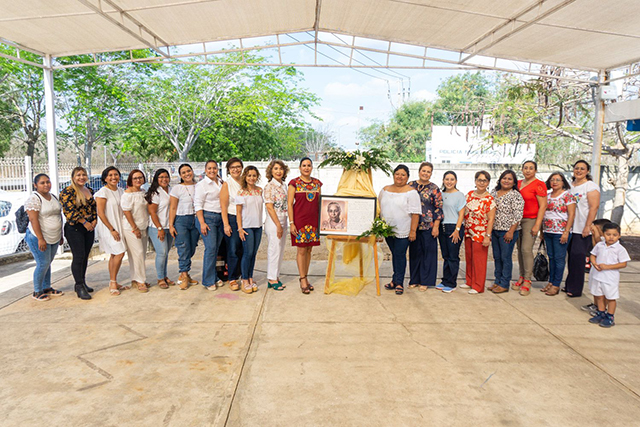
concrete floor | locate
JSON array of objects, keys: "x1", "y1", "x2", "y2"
[{"x1": 1, "y1": 254, "x2": 640, "y2": 427}]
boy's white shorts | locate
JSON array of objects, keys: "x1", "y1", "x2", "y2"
[{"x1": 589, "y1": 278, "x2": 619, "y2": 300}]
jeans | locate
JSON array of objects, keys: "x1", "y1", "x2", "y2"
[
  {"x1": 174, "y1": 214, "x2": 199, "y2": 273},
  {"x1": 25, "y1": 229, "x2": 59, "y2": 293},
  {"x1": 491, "y1": 229, "x2": 519, "y2": 289},
  {"x1": 439, "y1": 223, "x2": 464, "y2": 287},
  {"x1": 565, "y1": 233, "x2": 591, "y2": 297},
  {"x1": 196, "y1": 211, "x2": 223, "y2": 287},
  {"x1": 409, "y1": 229, "x2": 438, "y2": 287},
  {"x1": 241, "y1": 227, "x2": 262, "y2": 280},
  {"x1": 385, "y1": 236, "x2": 410, "y2": 286},
  {"x1": 64, "y1": 222, "x2": 94, "y2": 287},
  {"x1": 148, "y1": 227, "x2": 174, "y2": 280},
  {"x1": 224, "y1": 214, "x2": 243, "y2": 281},
  {"x1": 544, "y1": 232, "x2": 571, "y2": 287}
]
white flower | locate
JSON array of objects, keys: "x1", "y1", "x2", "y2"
[{"x1": 354, "y1": 154, "x2": 366, "y2": 166}]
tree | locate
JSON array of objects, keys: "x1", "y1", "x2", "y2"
[{"x1": 0, "y1": 47, "x2": 45, "y2": 161}]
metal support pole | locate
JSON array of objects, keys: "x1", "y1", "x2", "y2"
[
  {"x1": 591, "y1": 71, "x2": 607, "y2": 188},
  {"x1": 43, "y1": 55, "x2": 59, "y2": 195},
  {"x1": 24, "y1": 155, "x2": 32, "y2": 195}
]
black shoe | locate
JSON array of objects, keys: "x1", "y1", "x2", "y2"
[
  {"x1": 75, "y1": 284, "x2": 91, "y2": 300},
  {"x1": 581, "y1": 303, "x2": 597, "y2": 312},
  {"x1": 83, "y1": 283, "x2": 94, "y2": 293}
]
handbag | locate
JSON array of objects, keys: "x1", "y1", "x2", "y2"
[{"x1": 533, "y1": 239, "x2": 550, "y2": 282}]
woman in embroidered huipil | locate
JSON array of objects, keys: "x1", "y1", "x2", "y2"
[
  {"x1": 288, "y1": 157, "x2": 322, "y2": 294},
  {"x1": 264, "y1": 160, "x2": 289, "y2": 291},
  {"x1": 408, "y1": 162, "x2": 443, "y2": 291}
]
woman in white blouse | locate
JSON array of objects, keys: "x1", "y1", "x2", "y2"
[
  {"x1": 263, "y1": 160, "x2": 289, "y2": 291},
  {"x1": 379, "y1": 164, "x2": 422, "y2": 295},
  {"x1": 236, "y1": 166, "x2": 264, "y2": 294},
  {"x1": 146, "y1": 168, "x2": 174, "y2": 289},
  {"x1": 96, "y1": 166, "x2": 128, "y2": 296},
  {"x1": 24, "y1": 173, "x2": 64, "y2": 301},
  {"x1": 220, "y1": 157, "x2": 244, "y2": 291},
  {"x1": 169, "y1": 164, "x2": 199, "y2": 290},
  {"x1": 122, "y1": 169, "x2": 149, "y2": 293},
  {"x1": 194, "y1": 160, "x2": 224, "y2": 291}
]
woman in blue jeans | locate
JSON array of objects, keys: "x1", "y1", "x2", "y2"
[
  {"x1": 437, "y1": 171, "x2": 466, "y2": 293},
  {"x1": 542, "y1": 172, "x2": 576, "y2": 296},
  {"x1": 489, "y1": 170, "x2": 524, "y2": 293},
  {"x1": 146, "y1": 168, "x2": 174, "y2": 289},
  {"x1": 194, "y1": 160, "x2": 224, "y2": 291},
  {"x1": 236, "y1": 166, "x2": 264, "y2": 294},
  {"x1": 24, "y1": 174, "x2": 64, "y2": 301},
  {"x1": 169, "y1": 164, "x2": 200, "y2": 290},
  {"x1": 220, "y1": 157, "x2": 244, "y2": 291},
  {"x1": 379, "y1": 165, "x2": 421, "y2": 295}
]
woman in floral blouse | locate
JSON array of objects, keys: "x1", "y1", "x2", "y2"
[
  {"x1": 542, "y1": 172, "x2": 576, "y2": 296},
  {"x1": 264, "y1": 160, "x2": 289, "y2": 291},
  {"x1": 489, "y1": 170, "x2": 524, "y2": 294},
  {"x1": 462, "y1": 170, "x2": 496, "y2": 294},
  {"x1": 288, "y1": 157, "x2": 322, "y2": 294},
  {"x1": 408, "y1": 162, "x2": 443, "y2": 291}
]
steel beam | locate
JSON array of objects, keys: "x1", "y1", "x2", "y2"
[
  {"x1": 591, "y1": 71, "x2": 607, "y2": 189},
  {"x1": 43, "y1": 55, "x2": 59, "y2": 195}
]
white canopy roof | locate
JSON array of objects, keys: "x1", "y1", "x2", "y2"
[{"x1": 2, "y1": 0, "x2": 640, "y2": 72}]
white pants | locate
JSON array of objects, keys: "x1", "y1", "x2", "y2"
[
  {"x1": 265, "y1": 215, "x2": 287, "y2": 281},
  {"x1": 123, "y1": 228, "x2": 148, "y2": 283}
]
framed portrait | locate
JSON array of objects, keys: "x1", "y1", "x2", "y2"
[{"x1": 319, "y1": 195, "x2": 377, "y2": 236}]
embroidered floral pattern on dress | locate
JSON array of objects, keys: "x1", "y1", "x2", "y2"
[
  {"x1": 295, "y1": 224, "x2": 318, "y2": 244},
  {"x1": 543, "y1": 191, "x2": 576, "y2": 234},
  {"x1": 294, "y1": 178, "x2": 321, "y2": 202},
  {"x1": 264, "y1": 180, "x2": 287, "y2": 215}
]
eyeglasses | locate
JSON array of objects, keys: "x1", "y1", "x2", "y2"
[
  {"x1": 133, "y1": 176, "x2": 145, "y2": 181},
  {"x1": 476, "y1": 179, "x2": 489, "y2": 183},
  {"x1": 229, "y1": 166, "x2": 242, "y2": 170}
]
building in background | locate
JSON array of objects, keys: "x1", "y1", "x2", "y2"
[{"x1": 427, "y1": 126, "x2": 535, "y2": 164}]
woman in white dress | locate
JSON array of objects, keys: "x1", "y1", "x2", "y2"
[
  {"x1": 379, "y1": 164, "x2": 422, "y2": 295},
  {"x1": 122, "y1": 169, "x2": 150, "y2": 293},
  {"x1": 146, "y1": 168, "x2": 174, "y2": 289},
  {"x1": 95, "y1": 166, "x2": 128, "y2": 296},
  {"x1": 220, "y1": 157, "x2": 244, "y2": 291}
]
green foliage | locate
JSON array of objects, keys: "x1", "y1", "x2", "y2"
[
  {"x1": 319, "y1": 148, "x2": 393, "y2": 175},
  {"x1": 357, "y1": 217, "x2": 396, "y2": 240},
  {"x1": 434, "y1": 72, "x2": 490, "y2": 126}
]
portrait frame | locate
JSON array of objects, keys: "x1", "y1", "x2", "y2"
[{"x1": 319, "y1": 195, "x2": 377, "y2": 236}]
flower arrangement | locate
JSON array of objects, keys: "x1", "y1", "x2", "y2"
[
  {"x1": 357, "y1": 217, "x2": 396, "y2": 240},
  {"x1": 319, "y1": 148, "x2": 393, "y2": 175}
]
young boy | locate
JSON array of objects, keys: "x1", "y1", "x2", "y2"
[
  {"x1": 581, "y1": 218, "x2": 612, "y2": 314},
  {"x1": 588, "y1": 222, "x2": 630, "y2": 328}
]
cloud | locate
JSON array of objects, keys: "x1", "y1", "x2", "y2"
[
  {"x1": 412, "y1": 89, "x2": 437, "y2": 101},
  {"x1": 324, "y1": 78, "x2": 388, "y2": 99}
]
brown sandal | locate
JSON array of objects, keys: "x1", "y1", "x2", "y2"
[
  {"x1": 299, "y1": 276, "x2": 310, "y2": 294},
  {"x1": 541, "y1": 283, "x2": 553, "y2": 293},
  {"x1": 158, "y1": 279, "x2": 169, "y2": 289},
  {"x1": 545, "y1": 286, "x2": 560, "y2": 296},
  {"x1": 164, "y1": 277, "x2": 175, "y2": 286},
  {"x1": 229, "y1": 280, "x2": 240, "y2": 291}
]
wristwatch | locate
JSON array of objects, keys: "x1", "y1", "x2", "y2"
[{"x1": 455, "y1": 226, "x2": 461, "y2": 231}]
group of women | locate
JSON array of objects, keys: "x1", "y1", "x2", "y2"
[
  {"x1": 378, "y1": 160, "x2": 600, "y2": 297},
  {"x1": 24, "y1": 157, "x2": 599, "y2": 301},
  {"x1": 26, "y1": 157, "x2": 326, "y2": 300}
]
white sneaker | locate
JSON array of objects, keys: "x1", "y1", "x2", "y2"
[
  {"x1": 459, "y1": 284, "x2": 471, "y2": 289},
  {"x1": 468, "y1": 289, "x2": 479, "y2": 294},
  {"x1": 205, "y1": 284, "x2": 218, "y2": 291}
]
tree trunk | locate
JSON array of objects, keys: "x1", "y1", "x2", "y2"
[{"x1": 610, "y1": 154, "x2": 629, "y2": 225}]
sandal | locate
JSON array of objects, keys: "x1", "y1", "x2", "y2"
[
  {"x1": 229, "y1": 280, "x2": 240, "y2": 291},
  {"x1": 384, "y1": 282, "x2": 396, "y2": 291},
  {"x1": 419, "y1": 286, "x2": 428, "y2": 292},
  {"x1": 164, "y1": 277, "x2": 175, "y2": 286},
  {"x1": 511, "y1": 276, "x2": 524, "y2": 291},
  {"x1": 109, "y1": 280, "x2": 120, "y2": 296},
  {"x1": 299, "y1": 276, "x2": 310, "y2": 294},
  {"x1": 541, "y1": 283, "x2": 553, "y2": 293},
  {"x1": 545, "y1": 286, "x2": 560, "y2": 296},
  {"x1": 268, "y1": 281, "x2": 286, "y2": 291},
  {"x1": 395, "y1": 284, "x2": 404, "y2": 295},
  {"x1": 408, "y1": 284, "x2": 419, "y2": 289},
  {"x1": 520, "y1": 280, "x2": 531, "y2": 296},
  {"x1": 134, "y1": 281, "x2": 149, "y2": 293},
  {"x1": 241, "y1": 280, "x2": 253, "y2": 294},
  {"x1": 32, "y1": 291, "x2": 51, "y2": 301},
  {"x1": 43, "y1": 288, "x2": 64, "y2": 297},
  {"x1": 158, "y1": 279, "x2": 169, "y2": 289}
]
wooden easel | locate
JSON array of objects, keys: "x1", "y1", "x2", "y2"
[{"x1": 324, "y1": 235, "x2": 381, "y2": 296}]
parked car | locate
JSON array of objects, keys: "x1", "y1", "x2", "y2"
[{"x1": 0, "y1": 190, "x2": 28, "y2": 256}]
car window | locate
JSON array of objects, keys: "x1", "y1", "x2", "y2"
[{"x1": 0, "y1": 200, "x2": 11, "y2": 217}]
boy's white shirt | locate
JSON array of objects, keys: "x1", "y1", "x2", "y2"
[{"x1": 590, "y1": 241, "x2": 630, "y2": 285}]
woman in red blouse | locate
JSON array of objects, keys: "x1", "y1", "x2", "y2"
[
  {"x1": 513, "y1": 160, "x2": 548, "y2": 296},
  {"x1": 288, "y1": 157, "x2": 322, "y2": 294},
  {"x1": 462, "y1": 171, "x2": 496, "y2": 294}
]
